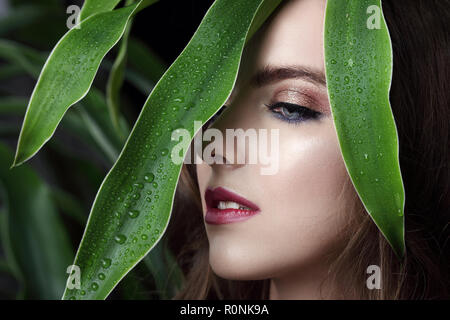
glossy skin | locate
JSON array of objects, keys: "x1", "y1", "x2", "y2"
[{"x1": 196, "y1": 0, "x2": 355, "y2": 299}]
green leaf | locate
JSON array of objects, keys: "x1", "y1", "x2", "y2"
[
  {"x1": 0, "y1": 41, "x2": 125, "y2": 164},
  {"x1": 12, "y1": 1, "x2": 144, "y2": 167},
  {"x1": 100, "y1": 56, "x2": 155, "y2": 95},
  {"x1": 0, "y1": 93, "x2": 123, "y2": 166},
  {"x1": 127, "y1": 38, "x2": 167, "y2": 84},
  {"x1": 78, "y1": 107, "x2": 120, "y2": 164},
  {"x1": 0, "y1": 143, "x2": 74, "y2": 299},
  {"x1": 142, "y1": 238, "x2": 183, "y2": 299},
  {"x1": 102, "y1": 38, "x2": 167, "y2": 95},
  {"x1": 80, "y1": 0, "x2": 123, "y2": 21},
  {"x1": 105, "y1": 0, "x2": 162, "y2": 134},
  {"x1": 324, "y1": 0, "x2": 405, "y2": 257},
  {"x1": 76, "y1": 88, "x2": 129, "y2": 163},
  {"x1": 62, "y1": 0, "x2": 282, "y2": 300},
  {"x1": 106, "y1": 20, "x2": 133, "y2": 135},
  {"x1": 51, "y1": 188, "x2": 87, "y2": 226}
]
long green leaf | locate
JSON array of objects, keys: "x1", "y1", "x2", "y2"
[
  {"x1": 62, "y1": 0, "x2": 282, "y2": 300},
  {"x1": 127, "y1": 38, "x2": 167, "y2": 84},
  {"x1": 51, "y1": 188, "x2": 87, "y2": 225},
  {"x1": 12, "y1": 1, "x2": 145, "y2": 167},
  {"x1": 142, "y1": 238, "x2": 183, "y2": 299},
  {"x1": 102, "y1": 38, "x2": 167, "y2": 95},
  {"x1": 0, "y1": 49, "x2": 125, "y2": 168},
  {"x1": 80, "y1": 0, "x2": 123, "y2": 21},
  {"x1": 0, "y1": 94, "x2": 122, "y2": 166},
  {"x1": 324, "y1": 0, "x2": 405, "y2": 257},
  {"x1": 0, "y1": 39, "x2": 127, "y2": 164},
  {"x1": 78, "y1": 107, "x2": 120, "y2": 163},
  {"x1": 106, "y1": 19, "x2": 133, "y2": 135},
  {"x1": 105, "y1": 0, "x2": 136, "y2": 135},
  {"x1": 0, "y1": 143, "x2": 74, "y2": 299},
  {"x1": 0, "y1": 38, "x2": 153, "y2": 106},
  {"x1": 103, "y1": 0, "x2": 163, "y2": 129}
]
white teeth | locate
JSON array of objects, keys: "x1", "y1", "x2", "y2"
[{"x1": 217, "y1": 201, "x2": 251, "y2": 210}]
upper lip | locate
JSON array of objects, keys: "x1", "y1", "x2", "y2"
[{"x1": 205, "y1": 186, "x2": 260, "y2": 211}]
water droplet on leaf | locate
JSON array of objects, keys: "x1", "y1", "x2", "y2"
[
  {"x1": 101, "y1": 258, "x2": 111, "y2": 269},
  {"x1": 114, "y1": 234, "x2": 127, "y2": 244},
  {"x1": 127, "y1": 210, "x2": 140, "y2": 219}
]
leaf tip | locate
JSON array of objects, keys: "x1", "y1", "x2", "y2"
[
  {"x1": 391, "y1": 223, "x2": 406, "y2": 260},
  {"x1": 11, "y1": 148, "x2": 28, "y2": 169},
  {"x1": 393, "y1": 242, "x2": 406, "y2": 260},
  {"x1": 10, "y1": 159, "x2": 21, "y2": 169}
]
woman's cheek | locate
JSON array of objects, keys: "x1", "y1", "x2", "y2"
[
  {"x1": 267, "y1": 122, "x2": 340, "y2": 185},
  {"x1": 259, "y1": 121, "x2": 348, "y2": 232}
]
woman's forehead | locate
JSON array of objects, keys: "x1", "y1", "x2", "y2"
[{"x1": 245, "y1": 0, "x2": 326, "y2": 74}]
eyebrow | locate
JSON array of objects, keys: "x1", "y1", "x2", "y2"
[{"x1": 251, "y1": 65, "x2": 327, "y2": 88}]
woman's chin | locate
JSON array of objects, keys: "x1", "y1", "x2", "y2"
[
  {"x1": 209, "y1": 262, "x2": 270, "y2": 281},
  {"x1": 208, "y1": 247, "x2": 278, "y2": 281}
]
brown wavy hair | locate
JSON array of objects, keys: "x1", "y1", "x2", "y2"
[{"x1": 165, "y1": 0, "x2": 450, "y2": 299}]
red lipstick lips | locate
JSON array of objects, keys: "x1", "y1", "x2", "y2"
[{"x1": 204, "y1": 187, "x2": 260, "y2": 225}]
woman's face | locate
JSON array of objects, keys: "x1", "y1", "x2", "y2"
[{"x1": 196, "y1": 0, "x2": 352, "y2": 281}]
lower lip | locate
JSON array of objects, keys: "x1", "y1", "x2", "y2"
[{"x1": 205, "y1": 208, "x2": 260, "y2": 225}]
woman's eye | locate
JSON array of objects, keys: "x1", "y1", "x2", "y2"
[{"x1": 266, "y1": 102, "x2": 321, "y2": 124}]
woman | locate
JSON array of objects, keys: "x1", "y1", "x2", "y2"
[{"x1": 166, "y1": 0, "x2": 449, "y2": 299}]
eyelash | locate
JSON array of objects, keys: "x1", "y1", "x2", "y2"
[
  {"x1": 265, "y1": 102, "x2": 322, "y2": 125},
  {"x1": 205, "y1": 102, "x2": 321, "y2": 128}
]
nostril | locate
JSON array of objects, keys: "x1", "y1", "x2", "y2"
[
  {"x1": 206, "y1": 151, "x2": 229, "y2": 166},
  {"x1": 216, "y1": 154, "x2": 232, "y2": 166}
]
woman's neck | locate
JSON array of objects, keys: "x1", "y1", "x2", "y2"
[{"x1": 269, "y1": 263, "x2": 337, "y2": 300}]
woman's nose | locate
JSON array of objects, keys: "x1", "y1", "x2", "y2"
[
  {"x1": 201, "y1": 125, "x2": 247, "y2": 171},
  {"x1": 206, "y1": 143, "x2": 246, "y2": 171},
  {"x1": 201, "y1": 99, "x2": 252, "y2": 171}
]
